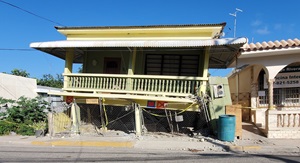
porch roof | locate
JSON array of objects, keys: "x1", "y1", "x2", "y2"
[{"x1": 30, "y1": 37, "x2": 247, "y2": 68}]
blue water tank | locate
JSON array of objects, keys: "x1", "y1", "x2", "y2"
[{"x1": 218, "y1": 115, "x2": 236, "y2": 142}]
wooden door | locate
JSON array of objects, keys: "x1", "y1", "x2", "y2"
[{"x1": 104, "y1": 57, "x2": 121, "y2": 74}]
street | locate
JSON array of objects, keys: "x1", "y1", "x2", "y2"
[{"x1": 0, "y1": 145, "x2": 299, "y2": 163}]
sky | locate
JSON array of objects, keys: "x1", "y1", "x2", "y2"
[{"x1": 0, "y1": 0, "x2": 299, "y2": 79}]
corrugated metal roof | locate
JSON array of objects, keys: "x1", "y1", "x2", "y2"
[
  {"x1": 30, "y1": 37, "x2": 246, "y2": 48},
  {"x1": 55, "y1": 22, "x2": 227, "y2": 30},
  {"x1": 242, "y1": 38, "x2": 300, "y2": 51},
  {"x1": 31, "y1": 37, "x2": 247, "y2": 68}
]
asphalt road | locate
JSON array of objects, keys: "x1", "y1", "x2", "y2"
[{"x1": 0, "y1": 145, "x2": 299, "y2": 163}]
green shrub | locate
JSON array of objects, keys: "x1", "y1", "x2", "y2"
[
  {"x1": 0, "y1": 97, "x2": 15, "y2": 104},
  {"x1": 0, "y1": 121, "x2": 16, "y2": 135},
  {"x1": 2, "y1": 96, "x2": 49, "y2": 123},
  {"x1": 15, "y1": 124, "x2": 34, "y2": 136},
  {"x1": 0, "y1": 96, "x2": 49, "y2": 136}
]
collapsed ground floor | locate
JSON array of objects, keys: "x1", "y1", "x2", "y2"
[{"x1": 48, "y1": 102, "x2": 211, "y2": 138}]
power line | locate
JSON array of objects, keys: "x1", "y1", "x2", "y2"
[
  {"x1": 0, "y1": 0, "x2": 64, "y2": 26},
  {"x1": 0, "y1": 48, "x2": 34, "y2": 51}
]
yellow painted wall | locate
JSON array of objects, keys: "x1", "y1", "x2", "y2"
[
  {"x1": 83, "y1": 48, "x2": 207, "y2": 76},
  {"x1": 84, "y1": 49, "x2": 130, "y2": 74},
  {"x1": 228, "y1": 74, "x2": 237, "y2": 94},
  {"x1": 57, "y1": 26, "x2": 223, "y2": 41},
  {"x1": 228, "y1": 67, "x2": 252, "y2": 94},
  {"x1": 239, "y1": 67, "x2": 252, "y2": 93},
  {"x1": 134, "y1": 50, "x2": 145, "y2": 74},
  {"x1": 253, "y1": 65, "x2": 265, "y2": 81},
  {"x1": 229, "y1": 65, "x2": 266, "y2": 95}
]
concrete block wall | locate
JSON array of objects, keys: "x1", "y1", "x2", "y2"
[
  {"x1": 250, "y1": 108, "x2": 267, "y2": 127},
  {"x1": 268, "y1": 130, "x2": 300, "y2": 139}
]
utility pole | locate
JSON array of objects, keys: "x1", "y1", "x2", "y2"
[{"x1": 229, "y1": 8, "x2": 243, "y2": 38}]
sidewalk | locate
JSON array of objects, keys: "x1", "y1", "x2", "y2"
[{"x1": 0, "y1": 123, "x2": 299, "y2": 155}]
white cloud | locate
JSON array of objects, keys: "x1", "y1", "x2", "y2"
[
  {"x1": 255, "y1": 26, "x2": 270, "y2": 35},
  {"x1": 251, "y1": 20, "x2": 262, "y2": 26}
]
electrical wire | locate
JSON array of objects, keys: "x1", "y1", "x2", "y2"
[
  {"x1": 0, "y1": 0, "x2": 64, "y2": 26},
  {"x1": 142, "y1": 102, "x2": 195, "y2": 118},
  {"x1": 0, "y1": 48, "x2": 34, "y2": 51}
]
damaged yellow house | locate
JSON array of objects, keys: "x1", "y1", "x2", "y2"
[{"x1": 30, "y1": 23, "x2": 247, "y2": 136}]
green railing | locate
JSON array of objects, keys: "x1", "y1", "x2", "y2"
[{"x1": 63, "y1": 73, "x2": 207, "y2": 97}]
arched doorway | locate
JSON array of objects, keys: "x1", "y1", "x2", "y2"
[{"x1": 257, "y1": 69, "x2": 268, "y2": 108}]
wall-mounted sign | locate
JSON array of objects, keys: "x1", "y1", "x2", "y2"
[
  {"x1": 147, "y1": 101, "x2": 156, "y2": 108},
  {"x1": 147, "y1": 100, "x2": 168, "y2": 109},
  {"x1": 264, "y1": 72, "x2": 300, "y2": 89},
  {"x1": 280, "y1": 67, "x2": 300, "y2": 73}
]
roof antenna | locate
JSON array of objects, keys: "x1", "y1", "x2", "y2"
[{"x1": 229, "y1": 8, "x2": 243, "y2": 38}]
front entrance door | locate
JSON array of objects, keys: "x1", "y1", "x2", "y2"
[{"x1": 104, "y1": 57, "x2": 121, "y2": 74}]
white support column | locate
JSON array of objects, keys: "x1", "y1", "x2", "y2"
[
  {"x1": 134, "y1": 103, "x2": 142, "y2": 136},
  {"x1": 251, "y1": 82, "x2": 258, "y2": 109},
  {"x1": 265, "y1": 79, "x2": 274, "y2": 133},
  {"x1": 47, "y1": 112, "x2": 54, "y2": 137},
  {"x1": 75, "y1": 102, "x2": 81, "y2": 126},
  {"x1": 71, "y1": 101, "x2": 80, "y2": 134},
  {"x1": 99, "y1": 98, "x2": 107, "y2": 132},
  {"x1": 268, "y1": 79, "x2": 275, "y2": 110}
]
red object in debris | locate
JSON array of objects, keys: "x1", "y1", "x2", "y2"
[
  {"x1": 66, "y1": 96, "x2": 73, "y2": 104},
  {"x1": 156, "y1": 101, "x2": 168, "y2": 109},
  {"x1": 147, "y1": 101, "x2": 156, "y2": 108}
]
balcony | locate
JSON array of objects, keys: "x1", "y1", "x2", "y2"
[{"x1": 62, "y1": 73, "x2": 207, "y2": 102}]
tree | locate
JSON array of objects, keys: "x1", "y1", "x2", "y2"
[
  {"x1": 10, "y1": 69, "x2": 30, "y2": 77},
  {"x1": 37, "y1": 74, "x2": 63, "y2": 88},
  {"x1": 8, "y1": 69, "x2": 63, "y2": 88}
]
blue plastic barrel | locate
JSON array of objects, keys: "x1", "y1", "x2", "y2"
[{"x1": 218, "y1": 115, "x2": 236, "y2": 141}]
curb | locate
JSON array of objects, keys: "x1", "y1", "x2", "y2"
[
  {"x1": 31, "y1": 140, "x2": 134, "y2": 148},
  {"x1": 228, "y1": 145, "x2": 262, "y2": 151}
]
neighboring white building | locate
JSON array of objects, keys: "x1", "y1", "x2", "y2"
[
  {"x1": 35, "y1": 85, "x2": 63, "y2": 107},
  {"x1": 228, "y1": 38, "x2": 300, "y2": 138},
  {"x1": 0, "y1": 73, "x2": 63, "y2": 104},
  {"x1": 0, "y1": 73, "x2": 38, "y2": 100}
]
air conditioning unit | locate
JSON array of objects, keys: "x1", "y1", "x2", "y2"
[{"x1": 213, "y1": 84, "x2": 225, "y2": 98}]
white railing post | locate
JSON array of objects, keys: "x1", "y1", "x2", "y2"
[{"x1": 268, "y1": 110, "x2": 300, "y2": 138}]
